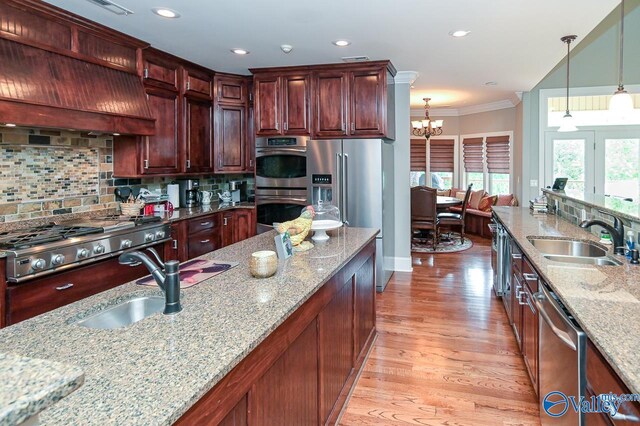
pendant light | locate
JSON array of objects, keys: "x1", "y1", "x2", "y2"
[
  {"x1": 610, "y1": 0, "x2": 634, "y2": 115},
  {"x1": 558, "y1": 35, "x2": 578, "y2": 132}
]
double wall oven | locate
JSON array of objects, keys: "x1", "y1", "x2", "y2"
[{"x1": 255, "y1": 136, "x2": 309, "y2": 233}]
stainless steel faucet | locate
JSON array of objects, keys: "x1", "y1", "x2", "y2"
[
  {"x1": 119, "y1": 248, "x2": 182, "y2": 315},
  {"x1": 579, "y1": 211, "x2": 625, "y2": 256}
]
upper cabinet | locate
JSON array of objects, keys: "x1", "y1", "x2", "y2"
[
  {"x1": 216, "y1": 75, "x2": 247, "y2": 104},
  {"x1": 253, "y1": 73, "x2": 312, "y2": 136},
  {"x1": 252, "y1": 61, "x2": 395, "y2": 140},
  {"x1": 214, "y1": 74, "x2": 251, "y2": 174}
]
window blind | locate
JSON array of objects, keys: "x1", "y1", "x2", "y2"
[
  {"x1": 429, "y1": 139, "x2": 455, "y2": 172},
  {"x1": 410, "y1": 139, "x2": 426, "y2": 172},
  {"x1": 462, "y1": 137, "x2": 484, "y2": 172},
  {"x1": 486, "y1": 135, "x2": 510, "y2": 173}
]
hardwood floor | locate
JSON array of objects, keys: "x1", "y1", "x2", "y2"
[{"x1": 339, "y1": 236, "x2": 540, "y2": 426}]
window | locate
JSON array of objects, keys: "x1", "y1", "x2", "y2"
[
  {"x1": 603, "y1": 138, "x2": 640, "y2": 201},
  {"x1": 429, "y1": 139, "x2": 454, "y2": 189},
  {"x1": 462, "y1": 134, "x2": 512, "y2": 194},
  {"x1": 553, "y1": 139, "x2": 586, "y2": 192},
  {"x1": 410, "y1": 139, "x2": 426, "y2": 187}
]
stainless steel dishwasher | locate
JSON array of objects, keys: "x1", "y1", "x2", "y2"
[{"x1": 535, "y1": 283, "x2": 586, "y2": 425}]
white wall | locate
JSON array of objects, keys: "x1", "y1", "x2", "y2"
[{"x1": 520, "y1": 0, "x2": 640, "y2": 203}]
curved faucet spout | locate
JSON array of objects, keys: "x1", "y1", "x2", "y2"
[{"x1": 579, "y1": 217, "x2": 625, "y2": 256}]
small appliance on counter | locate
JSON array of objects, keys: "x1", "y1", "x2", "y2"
[
  {"x1": 229, "y1": 180, "x2": 248, "y2": 203},
  {"x1": 177, "y1": 179, "x2": 201, "y2": 208}
]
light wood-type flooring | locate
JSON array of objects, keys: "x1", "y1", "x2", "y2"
[{"x1": 340, "y1": 236, "x2": 540, "y2": 426}]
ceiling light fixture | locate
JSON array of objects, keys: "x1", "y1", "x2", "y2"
[
  {"x1": 449, "y1": 30, "x2": 470, "y2": 38},
  {"x1": 152, "y1": 8, "x2": 180, "y2": 18},
  {"x1": 333, "y1": 40, "x2": 351, "y2": 47},
  {"x1": 558, "y1": 35, "x2": 578, "y2": 133},
  {"x1": 485, "y1": 81, "x2": 498, "y2": 86},
  {"x1": 610, "y1": 0, "x2": 634, "y2": 115},
  {"x1": 411, "y1": 98, "x2": 443, "y2": 140},
  {"x1": 3, "y1": 123, "x2": 16, "y2": 127},
  {"x1": 86, "y1": 0, "x2": 133, "y2": 16},
  {"x1": 280, "y1": 44, "x2": 293, "y2": 54},
  {"x1": 231, "y1": 49, "x2": 249, "y2": 55}
]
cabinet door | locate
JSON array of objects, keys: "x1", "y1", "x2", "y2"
[
  {"x1": 234, "y1": 209, "x2": 254, "y2": 243},
  {"x1": 254, "y1": 76, "x2": 280, "y2": 135},
  {"x1": 349, "y1": 69, "x2": 385, "y2": 136},
  {"x1": 143, "y1": 55, "x2": 179, "y2": 91},
  {"x1": 246, "y1": 104, "x2": 255, "y2": 171},
  {"x1": 216, "y1": 75, "x2": 246, "y2": 104},
  {"x1": 521, "y1": 281, "x2": 539, "y2": 395},
  {"x1": 251, "y1": 318, "x2": 318, "y2": 426},
  {"x1": 282, "y1": 74, "x2": 311, "y2": 135},
  {"x1": 314, "y1": 71, "x2": 348, "y2": 138},
  {"x1": 318, "y1": 278, "x2": 354, "y2": 423},
  {"x1": 185, "y1": 68, "x2": 213, "y2": 98},
  {"x1": 511, "y1": 271, "x2": 523, "y2": 349},
  {"x1": 142, "y1": 89, "x2": 181, "y2": 175},
  {"x1": 219, "y1": 395, "x2": 247, "y2": 426},
  {"x1": 215, "y1": 104, "x2": 246, "y2": 172},
  {"x1": 354, "y1": 255, "x2": 375, "y2": 359},
  {"x1": 221, "y1": 211, "x2": 236, "y2": 247},
  {"x1": 185, "y1": 97, "x2": 214, "y2": 173},
  {"x1": 164, "y1": 221, "x2": 187, "y2": 263}
]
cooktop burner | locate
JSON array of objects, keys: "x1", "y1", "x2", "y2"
[{"x1": 0, "y1": 224, "x2": 103, "y2": 250}]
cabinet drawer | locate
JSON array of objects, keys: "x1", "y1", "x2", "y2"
[
  {"x1": 188, "y1": 215, "x2": 218, "y2": 235},
  {"x1": 587, "y1": 340, "x2": 640, "y2": 425},
  {"x1": 521, "y1": 258, "x2": 539, "y2": 293},
  {"x1": 187, "y1": 230, "x2": 218, "y2": 258},
  {"x1": 6, "y1": 247, "x2": 163, "y2": 325}
]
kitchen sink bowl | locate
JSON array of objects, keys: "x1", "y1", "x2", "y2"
[
  {"x1": 75, "y1": 296, "x2": 164, "y2": 330},
  {"x1": 543, "y1": 254, "x2": 622, "y2": 266},
  {"x1": 528, "y1": 238, "x2": 608, "y2": 258}
]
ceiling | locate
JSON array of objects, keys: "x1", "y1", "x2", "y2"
[{"x1": 45, "y1": 0, "x2": 619, "y2": 108}]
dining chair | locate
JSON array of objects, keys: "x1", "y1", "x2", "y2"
[
  {"x1": 411, "y1": 186, "x2": 439, "y2": 248},
  {"x1": 437, "y1": 184, "x2": 473, "y2": 244}
]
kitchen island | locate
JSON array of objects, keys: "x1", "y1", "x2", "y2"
[{"x1": 0, "y1": 227, "x2": 378, "y2": 425}]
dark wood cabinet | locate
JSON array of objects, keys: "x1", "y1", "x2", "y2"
[
  {"x1": 184, "y1": 67, "x2": 213, "y2": 98},
  {"x1": 218, "y1": 395, "x2": 247, "y2": 426},
  {"x1": 282, "y1": 74, "x2": 311, "y2": 135},
  {"x1": 246, "y1": 102, "x2": 255, "y2": 172},
  {"x1": 520, "y1": 259, "x2": 539, "y2": 396},
  {"x1": 349, "y1": 68, "x2": 385, "y2": 136},
  {"x1": 214, "y1": 104, "x2": 245, "y2": 173},
  {"x1": 185, "y1": 213, "x2": 221, "y2": 259},
  {"x1": 185, "y1": 96, "x2": 214, "y2": 173},
  {"x1": 143, "y1": 52, "x2": 180, "y2": 91},
  {"x1": 140, "y1": 88, "x2": 181, "y2": 175},
  {"x1": 164, "y1": 221, "x2": 187, "y2": 263},
  {"x1": 235, "y1": 209, "x2": 255, "y2": 242},
  {"x1": 6, "y1": 244, "x2": 164, "y2": 325},
  {"x1": 319, "y1": 276, "x2": 354, "y2": 422},
  {"x1": 254, "y1": 75, "x2": 280, "y2": 135},
  {"x1": 313, "y1": 70, "x2": 349, "y2": 138},
  {"x1": 251, "y1": 318, "x2": 319, "y2": 425},
  {"x1": 215, "y1": 75, "x2": 247, "y2": 104},
  {"x1": 354, "y1": 255, "x2": 376, "y2": 359},
  {"x1": 221, "y1": 211, "x2": 235, "y2": 247}
]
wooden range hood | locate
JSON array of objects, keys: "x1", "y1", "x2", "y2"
[{"x1": 0, "y1": 1, "x2": 155, "y2": 135}]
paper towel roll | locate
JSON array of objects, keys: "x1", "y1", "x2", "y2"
[{"x1": 167, "y1": 184, "x2": 180, "y2": 209}]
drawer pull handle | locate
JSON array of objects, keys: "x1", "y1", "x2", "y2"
[
  {"x1": 55, "y1": 283, "x2": 74, "y2": 291},
  {"x1": 200, "y1": 239, "x2": 210, "y2": 244},
  {"x1": 200, "y1": 222, "x2": 212, "y2": 226},
  {"x1": 511, "y1": 253, "x2": 522, "y2": 260},
  {"x1": 523, "y1": 273, "x2": 538, "y2": 281}
]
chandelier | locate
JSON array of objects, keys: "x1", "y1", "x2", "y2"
[{"x1": 411, "y1": 98, "x2": 443, "y2": 139}]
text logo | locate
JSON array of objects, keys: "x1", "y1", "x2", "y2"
[{"x1": 543, "y1": 391, "x2": 570, "y2": 417}]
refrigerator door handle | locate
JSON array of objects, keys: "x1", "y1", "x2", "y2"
[
  {"x1": 343, "y1": 153, "x2": 349, "y2": 225},
  {"x1": 336, "y1": 152, "x2": 342, "y2": 216}
]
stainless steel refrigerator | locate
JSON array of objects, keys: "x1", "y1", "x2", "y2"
[{"x1": 307, "y1": 139, "x2": 393, "y2": 291}]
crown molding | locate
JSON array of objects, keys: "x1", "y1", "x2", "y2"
[
  {"x1": 395, "y1": 71, "x2": 419, "y2": 85},
  {"x1": 411, "y1": 98, "x2": 518, "y2": 117}
]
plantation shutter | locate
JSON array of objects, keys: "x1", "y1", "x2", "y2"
[
  {"x1": 462, "y1": 137, "x2": 484, "y2": 172},
  {"x1": 410, "y1": 139, "x2": 426, "y2": 172},
  {"x1": 486, "y1": 135, "x2": 511, "y2": 173},
  {"x1": 429, "y1": 139, "x2": 455, "y2": 172}
]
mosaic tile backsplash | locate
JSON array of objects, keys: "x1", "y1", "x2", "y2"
[{"x1": 0, "y1": 126, "x2": 254, "y2": 229}]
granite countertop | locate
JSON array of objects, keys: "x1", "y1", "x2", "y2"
[
  {"x1": 0, "y1": 353, "x2": 84, "y2": 426},
  {"x1": 493, "y1": 207, "x2": 640, "y2": 394},
  {"x1": 0, "y1": 227, "x2": 378, "y2": 425},
  {"x1": 154, "y1": 202, "x2": 254, "y2": 223}
]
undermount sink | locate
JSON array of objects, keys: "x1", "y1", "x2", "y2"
[
  {"x1": 543, "y1": 254, "x2": 622, "y2": 266},
  {"x1": 75, "y1": 296, "x2": 164, "y2": 330},
  {"x1": 528, "y1": 237, "x2": 620, "y2": 266},
  {"x1": 528, "y1": 238, "x2": 607, "y2": 257}
]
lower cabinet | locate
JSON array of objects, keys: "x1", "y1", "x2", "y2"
[
  {"x1": 251, "y1": 318, "x2": 319, "y2": 425},
  {"x1": 175, "y1": 240, "x2": 376, "y2": 426},
  {"x1": 520, "y1": 259, "x2": 539, "y2": 396}
]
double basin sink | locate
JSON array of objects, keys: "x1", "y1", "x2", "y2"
[{"x1": 528, "y1": 238, "x2": 621, "y2": 266}]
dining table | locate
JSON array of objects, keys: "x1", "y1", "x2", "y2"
[{"x1": 436, "y1": 196, "x2": 463, "y2": 209}]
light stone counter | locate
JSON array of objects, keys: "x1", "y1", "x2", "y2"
[
  {"x1": 0, "y1": 227, "x2": 377, "y2": 425},
  {"x1": 0, "y1": 353, "x2": 83, "y2": 426},
  {"x1": 493, "y1": 207, "x2": 640, "y2": 394}
]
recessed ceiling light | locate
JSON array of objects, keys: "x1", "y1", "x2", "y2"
[
  {"x1": 485, "y1": 81, "x2": 498, "y2": 86},
  {"x1": 3, "y1": 123, "x2": 16, "y2": 127},
  {"x1": 152, "y1": 8, "x2": 180, "y2": 18},
  {"x1": 113, "y1": 133, "x2": 121, "y2": 136},
  {"x1": 231, "y1": 48, "x2": 249, "y2": 55},
  {"x1": 333, "y1": 40, "x2": 351, "y2": 47},
  {"x1": 449, "y1": 30, "x2": 471, "y2": 38}
]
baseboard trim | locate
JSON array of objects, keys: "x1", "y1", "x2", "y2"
[{"x1": 389, "y1": 256, "x2": 412, "y2": 272}]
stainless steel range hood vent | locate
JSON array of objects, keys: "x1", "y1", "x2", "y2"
[{"x1": 85, "y1": 0, "x2": 134, "y2": 15}]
